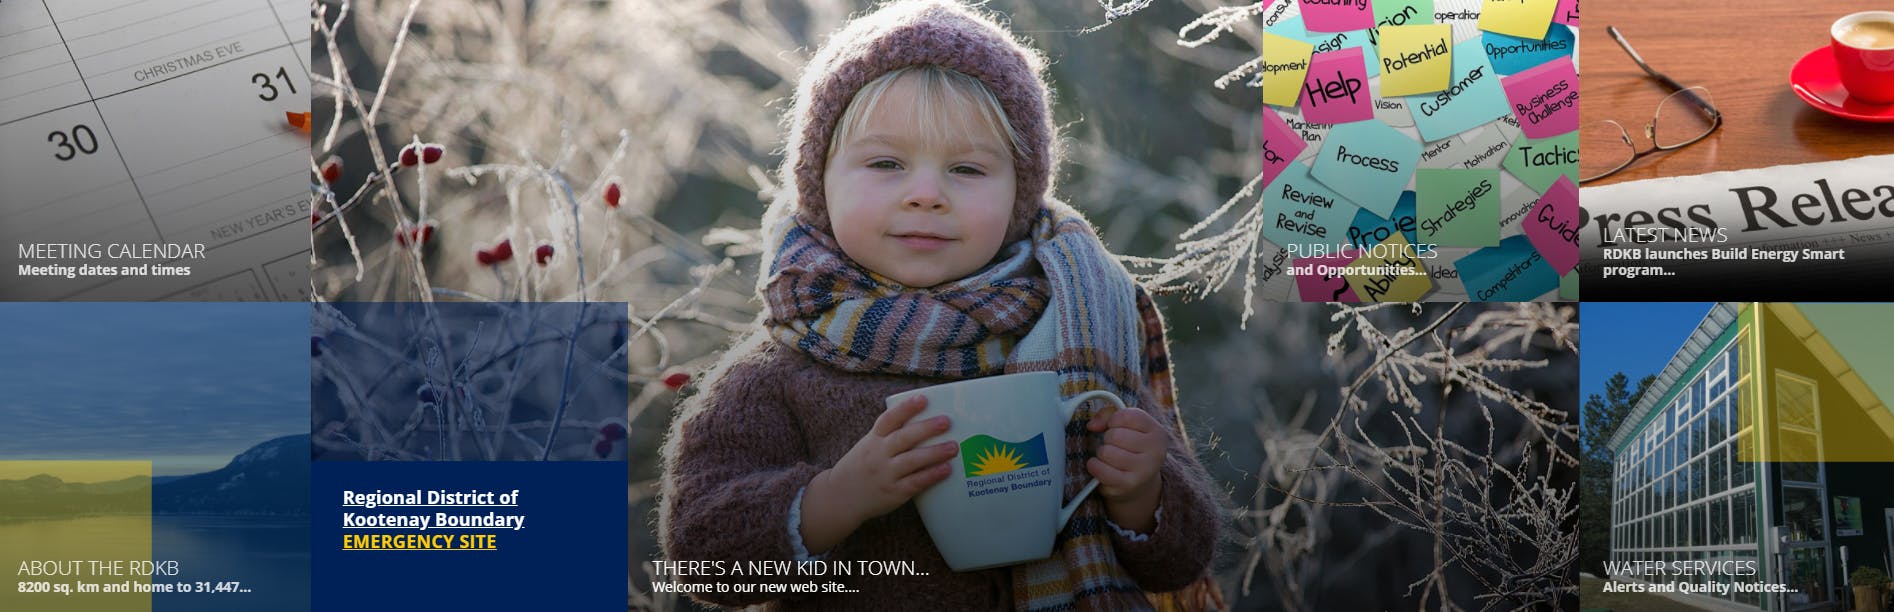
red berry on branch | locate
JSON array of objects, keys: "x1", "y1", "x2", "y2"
[
  {"x1": 491, "y1": 239, "x2": 513, "y2": 262},
  {"x1": 593, "y1": 439, "x2": 614, "y2": 459},
  {"x1": 604, "y1": 182, "x2": 621, "y2": 208},
  {"x1": 534, "y1": 243, "x2": 554, "y2": 266},
  {"x1": 395, "y1": 222, "x2": 435, "y2": 247},
  {"x1": 398, "y1": 144, "x2": 419, "y2": 167},
  {"x1": 421, "y1": 144, "x2": 444, "y2": 164},
  {"x1": 311, "y1": 211, "x2": 323, "y2": 227},
  {"x1": 662, "y1": 370, "x2": 690, "y2": 390},
  {"x1": 599, "y1": 422, "x2": 627, "y2": 441},
  {"x1": 476, "y1": 249, "x2": 495, "y2": 265},
  {"x1": 320, "y1": 158, "x2": 343, "y2": 184}
]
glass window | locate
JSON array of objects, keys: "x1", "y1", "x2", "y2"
[
  {"x1": 1783, "y1": 487, "x2": 1826, "y2": 542},
  {"x1": 1711, "y1": 497, "x2": 1729, "y2": 545},
  {"x1": 1736, "y1": 551, "x2": 1761, "y2": 606},
  {"x1": 1697, "y1": 460, "x2": 1712, "y2": 504},
  {"x1": 1787, "y1": 547, "x2": 1832, "y2": 605},
  {"x1": 1733, "y1": 490, "x2": 1755, "y2": 545},
  {"x1": 1689, "y1": 507, "x2": 1704, "y2": 549},
  {"x1": 1692, "y1": 412, "x2": 1707, "y2": 457},
  {"x1": 1709, "y1": 365, "x2": 1727, "y2": 400},
  {"x1": 1709, "y1": 397, "x2": 1727, "y2": 443},
  {"x1": 1777, "y1": 373, "x2": 1816, "y2": 430},
  {"x1": 1704, "y1": 504, "x2": 1719, "y2": 553},
  {"x1": 1781, "y1": 429, "x2": 1821, "y2": 483},
  {"x1": 1709, "y1": 445, "x2": 1727, "y2": 494},
  {"x1": 1692, "y1": 374, "x2": 1707, "y2": 418}
]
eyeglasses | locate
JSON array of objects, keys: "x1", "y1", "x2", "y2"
[{"x1": 1579, "y1": 27, "x2": 1724, "y2": 183}]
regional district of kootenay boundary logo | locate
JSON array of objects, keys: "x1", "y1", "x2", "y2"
[{"x1": 961, "y1": 433, "x2": 1048, "y2": 476}]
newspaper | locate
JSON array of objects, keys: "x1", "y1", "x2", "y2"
[{"x1": 1579, "y1": 155, "x2": 1894, "y2": 300}]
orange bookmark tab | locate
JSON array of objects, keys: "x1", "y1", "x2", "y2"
[{"x1": 287, "y1": 111, "x2": 312, "y2": 134}]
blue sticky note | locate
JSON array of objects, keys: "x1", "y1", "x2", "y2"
[
  {"x1": 1311, "y1": 121, "x2": 1421, "y2": 218},
  {"x1": 1263, "y1": 162, "x2": 1361, "y2": 252},
  {"x1": 1454, "y1": 234, "x2": 1559, "y2": 301},
  {"x1": 1269, "y1": 16, "x2": 1381, "y2": 78},
  {"x1": 1482, "y1": 24, "x2": 1576, "y2": 75},
  {"x1": 1404, "y1": 38, "x2": 1510, "y2": 142},
  {"x1": 1346, "y1": 191, "x2": 1418, "y2": 250}
]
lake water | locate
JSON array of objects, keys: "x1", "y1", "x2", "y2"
[{"x1": 0, "y1": 515, "x2": 309, "y2": 612}]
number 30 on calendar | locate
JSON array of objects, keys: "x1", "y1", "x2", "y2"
[{"x1": 47, "y1": 125, "x2": 98, "y2": 161}]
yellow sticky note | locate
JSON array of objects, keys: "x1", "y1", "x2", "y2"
[
  {"x1": 1478, "y1": 0, "x2": 1558, "y2": 39},
  {"x1": 1344, "y1": 234, "x2": 1434, "y2": 301},
  {"x1": 1262, "y1": 32, "x2": 1314, "y2": 107},
  {"x1": 1376, "y1": 24, "x2": 1453, "y2": 97}
]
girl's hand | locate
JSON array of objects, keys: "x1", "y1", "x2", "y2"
[
  {"x1": 801, "y1": 395, "x2": 956, "y2": 553},
  {"x1": 1085, "y1": 405, "x2": 1166, "y2": 533}
]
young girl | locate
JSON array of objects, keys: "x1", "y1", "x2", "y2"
[{"x1": 659, "y1": 2, "x2": 1223, "y2": 609}]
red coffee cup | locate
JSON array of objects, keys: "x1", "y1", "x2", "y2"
[{"x1": 1832, "y1": 11, "x2": 1894, "y2": 105}]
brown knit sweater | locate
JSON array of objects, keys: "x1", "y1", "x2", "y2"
[{"x1": 658, "y1": 332, "x2": 1221, "y2": 610}]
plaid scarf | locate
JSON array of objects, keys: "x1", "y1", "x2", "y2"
[{"x1": 763, "y1": 202, "x2": 1220, "y2": 611}]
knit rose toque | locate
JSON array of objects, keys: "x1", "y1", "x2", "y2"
[{"x1": 784, "y1": 0, "x2": 1057, "y2": 245}]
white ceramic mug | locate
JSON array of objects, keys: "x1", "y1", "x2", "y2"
[{"x1": 885, "y1": 371, "x2": 1125, "y2": 571}]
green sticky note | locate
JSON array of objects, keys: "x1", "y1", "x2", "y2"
[
  {"x1": 1373, "y1": 0, "x2": 1436, "y2": 32},
  {"x1": 1502, "y1": 131, "x2": 1578, "y2": 193},
  {"x1": 1560, "y1": 269, "x2": 1579, "y2": 300},
  {"x1": 1416, "y1": 168, "x2": 1501, "y2": 247}
]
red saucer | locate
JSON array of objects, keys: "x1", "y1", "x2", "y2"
[{"x1": 1791, "y1": 46, "x2": 1894, "y2": 122}]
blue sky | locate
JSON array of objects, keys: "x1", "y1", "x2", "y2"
[
  {"x1": 0, "y1": 303, "x2": 306, "y2": 475},
  {"x1": 1580, "y1": 303, "x2": 1713, "y2": 440}
]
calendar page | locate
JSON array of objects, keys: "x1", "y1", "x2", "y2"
[{"x1": 0, "y1": 0, "x2": 310, "y2": 300}]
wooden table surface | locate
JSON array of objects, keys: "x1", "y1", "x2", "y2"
[{"x1": 1581, "y1": 0, "x2": 1894, "y2": 186}]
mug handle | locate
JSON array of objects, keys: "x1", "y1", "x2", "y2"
[{"x1": 1055, "y1": 389, "x2": 1126, "y2": 529}]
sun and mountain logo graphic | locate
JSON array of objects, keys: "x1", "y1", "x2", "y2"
[{"x1": 961, "y1": 433, "x2": 1049, "y2": 476}]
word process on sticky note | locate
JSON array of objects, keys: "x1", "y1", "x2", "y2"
[
  {"x1": 0, "y1": 0, "x2": 312, "y2": 300},
  {"x1": 1257, "y1": 0, "x2": 1571, "y2": 301}
]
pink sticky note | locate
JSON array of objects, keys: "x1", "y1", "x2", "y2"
[
  {"x1": 1555, "y1": 0, "x2": 1579, "y2": 26},
  {"x1": 1298, "y1": 0, "x2": 1374, "y2": 33},
  {"x1": 1299, "y1": 47, "x2": 1372, "y2": 125},
  {"x1": 1523, "y1": 175, "x2": 1580, "y2": 274},
  {"x1": 1502, "y1": 56, "x2": 1579, "y2": 138},
  {"x1": 1262, "y1": 108, "x2": 1306, "y2": 188},
  {"x1": 1295, "y1": 253, "x2": 1362, "y2": 302}
]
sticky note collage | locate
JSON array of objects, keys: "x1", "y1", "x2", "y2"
[{"x1": 1262, "y1": 0, "x2": 1580, "y2": 302}]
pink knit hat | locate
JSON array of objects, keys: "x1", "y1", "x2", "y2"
[{"x1": 784, "y1": 0, "x2": 1056, "y2": 245}]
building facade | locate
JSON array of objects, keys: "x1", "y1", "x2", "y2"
[{"x1": 1609, "y1": 303, "x2": 1894, "y2": 611}]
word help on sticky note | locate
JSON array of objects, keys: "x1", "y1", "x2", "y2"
[{"x1": 1301, "y1": 47, "x2": 1373, "y2": 124}]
